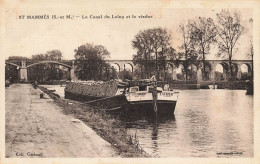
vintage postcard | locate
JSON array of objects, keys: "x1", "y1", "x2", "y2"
[{"x1": 0, "y1": 0, "x2": 259, "y2": 164}]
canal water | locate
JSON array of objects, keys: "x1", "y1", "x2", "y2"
[{"x1": 41, "y1": 85, "x2": 254, "y2": 158}]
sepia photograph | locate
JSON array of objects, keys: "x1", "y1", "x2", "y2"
[{"x1": 0, "y1": 0, "x2": 259, "y2": 164}]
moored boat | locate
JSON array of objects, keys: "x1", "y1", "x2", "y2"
[
  {"x1": 208, "y1": 84, "x2": 218, "y2": 89},
  {"x1": 64, "y1": 79, "x2": 179, "y2": 114},
  {"x1": 245, "y1": 80, "x2": 253, "y2": 95},
  {"x1": 123, "y1": 85, "x2": 179, "y2": 114}
]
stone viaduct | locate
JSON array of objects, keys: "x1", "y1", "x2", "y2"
[
  {"x1": 5, "y1": 59, "x2": 253, "y2": 82},
  {"x1": 107, "y1": 59, "x2": 253, "y2": 81}
]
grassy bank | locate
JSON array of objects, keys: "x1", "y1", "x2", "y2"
[{"x1": 37, "y1": 86, "x2": 151, "y2": 158}]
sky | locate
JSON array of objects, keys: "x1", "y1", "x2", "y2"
[{"x1": 3, "y1": 8, "x2": 253, "y2": 61}]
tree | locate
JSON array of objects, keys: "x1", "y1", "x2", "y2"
[
  {"x1": 132, "y1": 27, "x2": 177, "y2": 80},
  {"x1": 5, "y1": 64, "x2": 19, "y2": 83},
  {"x1": 30, "y1": 54, "x2": 48, "y2": 82},
  {"x1": 74, "y1": 43, "x2": 111, "y2": 80},
  {"x1": 8, "y1": 56, "x2": 27, "y2": 60},
  {"x1": 45, "y1": 50, "x2": 63, "y2": 80},
  {"x1": 118, "y1": 70, "x2": 133, "y2": 81},
  {"x1": 179, "y1": 21, "x2": 198, "y2": 80},
  {"x1": 215, "y1": 9, "x2": 245, "y2": 80},
  {"x1": 6, "y1": 56, "x2": 27, "y2": 83},
  {"x1": 190, "y1": 17, "x2": 217, "y2": 80},
  {"x1": 248, "y1": 40, "x2": 253, "y2": 79},
  {"x1": 46, "y1": 50, "x2": 62, "y2": 60},
  {"x1": 110, "y1": 66, "x2": 118, "y2": 80},
  {"x1": 248, "y1": 18, "x2": 253, "y2": 79},
  {"x1": 29, "y1": 50, "x2": 64, "y2": 82}
]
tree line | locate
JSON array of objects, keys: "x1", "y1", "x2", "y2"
[
  {"x1": 6, "y1": 45, "x2": 119, "y2": 83},
  {"x1": 132, "y1": 9, "x2": 251, "y2": 81}
]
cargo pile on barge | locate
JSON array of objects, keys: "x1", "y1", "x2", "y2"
[
  {"x1": 65, "y1": 80, "x2": 119, "y2": 100},
  {"x1": 65, "y1": 80, "x2": 128, "y2": 109}
]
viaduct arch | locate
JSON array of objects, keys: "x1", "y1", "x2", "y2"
[
  {"x1": 26, "y1": 61, "x2": 72, "y2": 69},
  {"x1": 5, "y1": 62, "x2": 21, "y2": 68}
]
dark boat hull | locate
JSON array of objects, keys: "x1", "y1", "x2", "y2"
[
  {"x1": 246, "y1": 80, "x2": 254, "y2": 95},
  {"x1": 65, "y1": 89, "x2": 128, "y2": 109},
  {"x1": 65, "y1": 89, "x2": 104, "y2": 101},
  {"x1": 125, "y1": 100, "x2": 177, "y2": 115},
  {"x1": 65, "y1": 90, "x2": 177, "y2": 114}
]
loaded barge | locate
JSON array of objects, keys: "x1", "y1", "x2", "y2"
[{"x1": 65, "y1": 80, "x2": 179, "y2": 114}]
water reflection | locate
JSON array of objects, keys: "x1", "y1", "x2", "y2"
[
  {"x1": 151, "y1": 121, "x2": 158, "y2": 155},
  {"x1": 152, "y1": 117, "x2": 158, "y2": 138},
  {"x1": 118, "y1": 111, "x2": 176, "y2": 125},
  {"x1": 119, "y1": 90, "x2": 253, "y2": 158},
  {"x1": 118, "y1": 111, "x2": 177, "y2": 156}
]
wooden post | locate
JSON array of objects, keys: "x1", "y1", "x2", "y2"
[
  {"x1": 152, "y1": 80, "x2": 158, "y2": 113},
  {"x1": 152, "y1": 91, "x2": 158, "y2": 136},
  {"x1": 152, "y1": 76, "x2": 158, "y2": 136},
  {"x1": 151, "y1": 75, "x2": 158, "y2": 113}
]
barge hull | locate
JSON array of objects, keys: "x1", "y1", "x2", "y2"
[
  {"x1": 65, "y1": 89, "x2": 128, "y2": 109},
  {"x1": 127, "y1": 101, "x2": 177, "y2": 115}
]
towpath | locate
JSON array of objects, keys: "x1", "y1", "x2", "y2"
[{"x1": 5, "y1": 84, "x2": 118, "y2": 158}]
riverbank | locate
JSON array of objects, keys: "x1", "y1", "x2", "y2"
[
  {"x1": 34, "y1": 79, "x2": 250, "y2": 90},
  {"x1": 167, "y1": 80, "x2": 249, "y2": 89},
  {"x1": 5, "y1": 84, "x2": 119, "y2": 157},
  {"x1": 38, "y1": 85, "x2": 151, "y2": 157}
]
